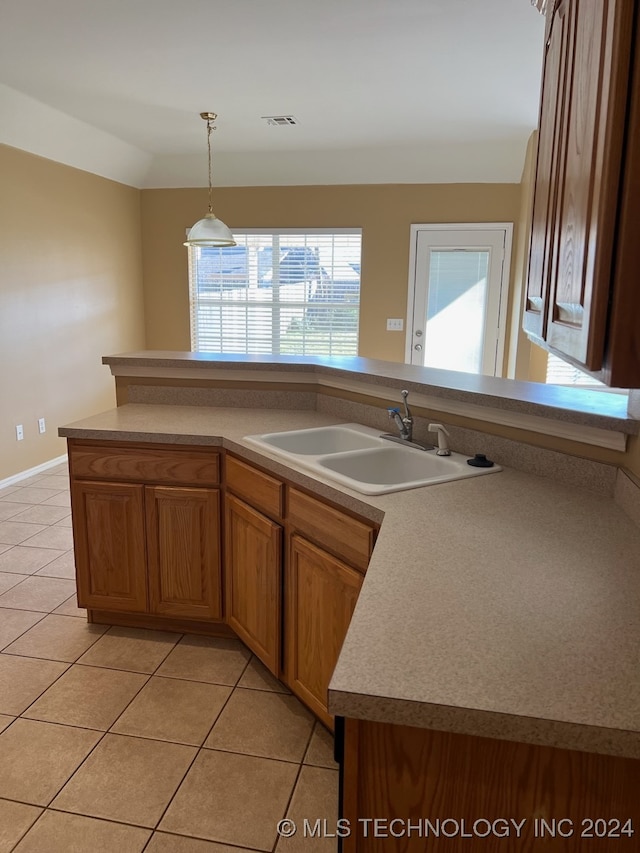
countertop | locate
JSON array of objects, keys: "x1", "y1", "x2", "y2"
[{"x1": 60, "y1": 403, "x2": 640, "y2": 759}]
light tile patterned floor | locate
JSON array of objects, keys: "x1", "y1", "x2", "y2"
[{"x1": 0, "y1": 466, "x2": 339, "y2": 852}]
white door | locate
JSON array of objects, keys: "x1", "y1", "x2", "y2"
[{"x1": 406, "y1": 224, "x2": 512, "y2": 376}]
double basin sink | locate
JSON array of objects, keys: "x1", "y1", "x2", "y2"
[{"x1": 244, "y1": 423, "x2": 501, "y2": 495}]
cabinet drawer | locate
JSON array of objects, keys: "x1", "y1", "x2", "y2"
[
  {"x1": 287, "y1": 488, "x2": 376, "y2": 572},
  {"x1": 69, "y1": 444, "x2": 220, "y2": 486},
  {"x1": 226, "y1": 455, "x2": 284, "y2": 519}
]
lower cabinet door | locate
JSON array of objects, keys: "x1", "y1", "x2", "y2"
[
  {"x1": 285, "y1": 534, "x2": 363, "y2": 728},
  {"x1": 146, "y1": 485, "x2": 222, "y2": 620},
  {"x1": 225, "y1": 494, "x2": 282, "y2": 675},
  {"x1": 71, "y1": 480, "x2": 148, "y2": 612}
]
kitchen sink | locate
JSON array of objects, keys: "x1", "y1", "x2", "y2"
[
  {"x1": 244, "y1": 424, "x2": 501, "y2": 495},
  {"x1": 249, "y1": 424, "x2": 385, "y2": 455}
]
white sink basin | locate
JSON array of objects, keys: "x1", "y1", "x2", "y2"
[
  {"x1": 249, "y1": 424, "x2": 384, "y2": 455},
  {"x1": 317, "y1": 446, "x2": 500, "y2": 494},
  {"x1": 244, "y1": 424, "x2": 501, "y2": 495}
]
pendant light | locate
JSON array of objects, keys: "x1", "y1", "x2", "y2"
[{"x1": 184, "y1": 112, "x2": 236, "y2": 247}]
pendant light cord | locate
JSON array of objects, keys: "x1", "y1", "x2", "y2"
[{"x1": 206, "y1": 115, "x2": 216, "y2": 215}]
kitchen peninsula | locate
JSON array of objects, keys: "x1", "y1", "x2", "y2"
[{"x1": 60, "y1": 352, "x2": 640, "y2": 852}]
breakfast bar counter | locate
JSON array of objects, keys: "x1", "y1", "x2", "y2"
[{"x1": 60, "y1": 402, "x2": 640, "y2": 760}]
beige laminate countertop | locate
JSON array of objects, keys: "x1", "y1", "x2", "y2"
[{"x1": 60, "y1": 404, "x2": 640, "y2": 759}]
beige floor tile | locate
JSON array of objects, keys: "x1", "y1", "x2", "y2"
[
  {"x1": 156, "y1": 635, "x2": 251, "y2": 685},
  {"x1": 0, "y1": 715, "x2": 14, "y2": 733},
  {"x1": 35, "y1": 550, "x2": 75, "y2": 579},
  {"x1": 47, "y1": 463, "x2": 70, "y2": 475},
  {"x1": 78, "y1": 626, "x2": 180, "y2": 673},
  {"x1": 4, "y1": 615, "x2": 107, "y2": 662},
  {"x1": 3, "y1": 487, "x2": 65, "y2": 505},
  {"x1": 112, "y1": 676, "x2": 231, "y2": 745},
  {"x1": 205, "y1": 687, "x2": 313, "y2": 762},
  {"x1": 12, "y1": 810, "x2": 151, "y2": 853},
  {"x1": 0, "y1": 521, "x2": 47, "y2": 545},
  {"x1": 0, "y1": 608, "x2": 45, "y2": 650},
  {"x1": 238, "y1": 656, "x2": 290, "y2": 693},
  {"x1": 276, "y1": 766, "x2": 339, "y2": 853},
  {"x1": 0, "y1": 486, "x2": 20, "y2": 500},
  {"x1": 23, "y1": 664, "x2": 148, "y2": 730},
  {"x1": 29, "y1": 475, "x2": 70, "y2": 490},
  {"x1": 0, "y1": 573, "x2": 26, "y2": 595},
  {"x1": 146, "y1": 832, "x2": 256, "y2": 853},
  {"x1": 0, "y1": 543, "x2": 11, "y2": 555},
  {"x1": 0, "y1": 654, "x2": 68, "y2": 714},
  {"x1": 52, "y1": 595, "x2": 86, "y2": 618},
  {"x1": 161, "y1": 749, "x2": 298, "y2": 851},
  {"x1": 0, "y1": 799, "x2": 42, "y2": 853},
  {"x1": 11, "y1": 505, "x2": 70, "y2": 525},
  {"x1": 0, "y1": 501, "x2": 29, "y2": 521},
  {"x1": 304, "y1": 723, "x2": 338, "y2": 769},
  {"x1": 0, "y1": 576, "x2": 76, "y2": 612},
  {"x1": 53, "y1": 733, "x2": 196, "y2": 828},
  {"x1": 0, "y1": 718, "x2": 101, "y2": 805},
  {"x1": 0, "y1": 546, "x2": 66, "y2": 575},
  {"x1": 41, "y1": 492, "x2": 71, "y2": 507},
  {"x1": 12, "y1": 474, "x2": 46, "y2": 486},
  {"x1": 53, "y1": 515, "x2": 73, "y2": 527},
  {"x1": 20, "y1": 526, "x2": 74, "y2": 551}
]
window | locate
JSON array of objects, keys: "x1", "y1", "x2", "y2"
[
  {"x1": 545, "y1": 353, "x2": 629, "y2": 396},
  {"x1": 189, "y1": 229, "x2": 361, "y2": 356}
]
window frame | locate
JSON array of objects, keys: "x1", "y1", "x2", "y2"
[{"x1": 187, "y1": 227, "x2": 362, "y2": 357}]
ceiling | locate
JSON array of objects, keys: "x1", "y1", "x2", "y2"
[{"x1": 0, "y1": 0, "x2": 545, "y2": 188}]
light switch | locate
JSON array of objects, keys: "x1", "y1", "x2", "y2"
[{"x1": 386, "y1": 319, "x2": 404, "y2": 331}]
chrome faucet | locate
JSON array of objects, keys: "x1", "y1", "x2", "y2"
[
  {"x1": 388, "y1": 390, "x2": 413, "y2": 441},
  {"x1": 428, "y1": 422, "x2": 451, "y2": 456},
  {"x1": 381, "y1": 390, "x2": 432, "y2": 451}
]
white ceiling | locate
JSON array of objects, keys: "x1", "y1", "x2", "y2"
[{"x1": 0, "y1": 0, "x2": 545, "y2": 188}]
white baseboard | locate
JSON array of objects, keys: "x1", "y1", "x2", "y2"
[{"x1": 0, "y1": 454, "x2": 68, "y2": 490}]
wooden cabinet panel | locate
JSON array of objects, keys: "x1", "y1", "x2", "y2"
[
  {"x1": 69, "y1": 443, "x2": 220, "y2": 486},
  {"x1": 342, "y1": 718, "x2": 640, "y2": 852},
  {"x1": 524, "y1": 0, "x2": 571, "y2": 340},
  {"x1": 285, "y1": 535, "x2": 363, "y2": 728},
  {"x1": 225, "y1": 494, "x2": 282, "y2": 675},
  {"x1": 71, "y1": 481, "x2": 147, "y2": 612},
  {"x1": 146, "y1": 486, "x2": 222, "y2": 620},
  {"x1": 226, "y1": 455, "x2": 284, "y2": 519},
  {"x1": 288, "y1": 488, "x2": 376, "y2": 572},
  {"x1": 524, "y1": 0, "x2": 637, "y2": 383},
  {"x1": 546, "y1": 0, "x2": 632, "y2": 368}
]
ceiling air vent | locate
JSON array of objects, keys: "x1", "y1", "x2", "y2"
[{"x1": 262, "y1": 115, "x2": 299, "y2": 127}]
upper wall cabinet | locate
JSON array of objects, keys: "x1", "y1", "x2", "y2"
[{"x1": 524, "y1": 0, "x2": 640, "y2": 387}]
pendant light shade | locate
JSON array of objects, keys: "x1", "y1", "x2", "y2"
[
  {"x1": 185, "y1": 213, "x2": 236, "y2": 247},
  {"x1": 184, "y1": 112, "x2": 236, "y2": 248}
]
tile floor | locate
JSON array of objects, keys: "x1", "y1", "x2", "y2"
[{"x1": 0, "y1": 465, "x2": 339, "y2": 852}]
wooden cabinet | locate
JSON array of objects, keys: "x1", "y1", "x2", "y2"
[
  {"x1": 224, "y1": 459, "x2": 377, "y2": 724},
  {"x1": 69, "y1": 441, "x2": 222, "y2": 622},
  {"x1": 341, "y1": 718, "x2": 640, "y2": 852},
  {"x1": 285, "y1": 535, "x2": 363, "y2": 729},
  {"x1": 71, "y1": 480, "x2": 147, "y2": 613},
  {"x1": 146, "y1": 486, "x2": 222, "y2": 620},
  {"x1": 69, "y1": 441, "x2": 378, "y2": 725},
  {"x1": 225, "y1": 493, "x2": 282, "y2": 675},
  {"x1": 524, "y1": 0, "x2": 639, "y2": 386},
  {"x1": 285, "y1": 488, "x2": 375, "y2": 726}
]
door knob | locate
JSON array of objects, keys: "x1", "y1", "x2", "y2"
[
  {"x1": 414, "y1": 344, "x2": 423, "y2": 351},
  {"x1": 415, "y1": 329, "x2": 423, "y2": 337}
]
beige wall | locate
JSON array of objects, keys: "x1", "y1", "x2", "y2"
[
  {"x1": 0, "y1": 145, "x2": 146, "y2": 480},
  {"x1": 141, "y1": 183, "x2": 521, "y2": 360}
]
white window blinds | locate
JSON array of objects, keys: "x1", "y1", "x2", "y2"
[{"x1": 189, "y1": 230, "x2": 361, "y2": 356}]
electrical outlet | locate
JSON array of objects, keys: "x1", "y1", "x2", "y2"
[
  {"x1": 38, "y1": 417, "x2": 46, "y2": 434},
  {"x1": 16, "y1": 424, "x2": 24, "y2": 441},
  {"x1": 386, "y1": 318, "x2": 404, "y2": 331}
]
